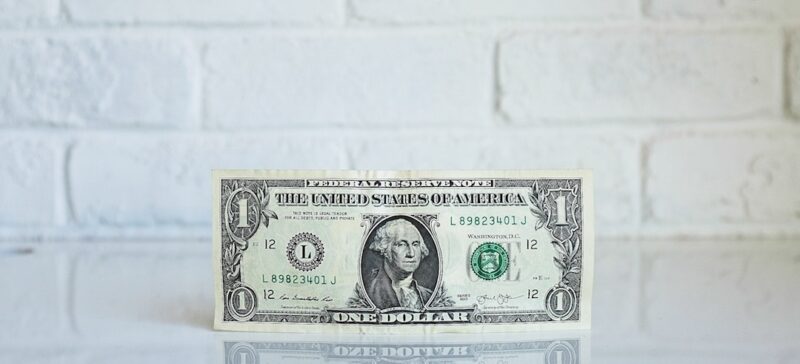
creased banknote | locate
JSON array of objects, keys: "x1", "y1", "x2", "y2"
[{"x1": 213, "y1": 170, "x2": 594, "y2": 333}]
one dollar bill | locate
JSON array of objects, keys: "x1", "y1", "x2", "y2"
[{"x1": 213, "y1": 170, "x2": 594, "y2": 333}]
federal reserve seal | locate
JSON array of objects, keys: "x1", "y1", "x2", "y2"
[
  {"x1": 471, "y1": 242, "x2": 509, "y2": 280},
  {"x1": 287, "y1": 232, "x2": 325, "y2": 271}
]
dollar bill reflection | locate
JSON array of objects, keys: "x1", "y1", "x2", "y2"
[{"x1": 223, "y1": 337, "x2": 583, "y2": 364}]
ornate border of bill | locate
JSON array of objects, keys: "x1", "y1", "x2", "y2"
[{"x1": 213, "y1": 170, "x2": 594, "y2": 333}]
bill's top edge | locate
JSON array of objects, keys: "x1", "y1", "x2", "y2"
[{"x1": 212, "y1": 169, "x2": 593, "y2": 180}]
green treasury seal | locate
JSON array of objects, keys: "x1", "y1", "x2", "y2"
[{"x1": 471, "y1": 242, "x2": 509, "y2": 280}]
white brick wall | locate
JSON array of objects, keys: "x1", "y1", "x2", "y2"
[
  {"x1": 348, "y1": 0, "x2": 638, "y2": 23},
  {"x1": 499, "y1": 30, "x2": 780, "y2": 121},
  {"x1": 0, "y1": 37, "x2": 199, "y2": 127},
  {"x1": 63, "y1": 0, "x2": 343, "y2": 25},
  {"x1": 1, "y1": 0, "x2": 799, "y2": 355},
  {"x1": 645, "y1": 128, "x2": 800, "y2": 229},
  {"x1": 205, "y1": 35, "x2": 493, "y2": 127},
  {"x1": 0, "y1": 0, "x2": 58, "y2": 25},
  {"x1": 645, "y1": 0, "x2": 800, "y2": 20},
  {"x1": 0, "y1": 138, "x2": 55, "y2": 225}
]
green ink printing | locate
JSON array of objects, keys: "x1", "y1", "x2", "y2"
[{"x1": 471, "y1": 242, "x2": 509, "y2": 281}]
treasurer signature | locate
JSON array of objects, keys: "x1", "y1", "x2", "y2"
[{"x1": 280, "y1": 293, "x2": 333, "y2": 302}]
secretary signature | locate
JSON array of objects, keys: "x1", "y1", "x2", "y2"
[{"x1": 476, "y1": 293, "x2": 523, "y2": 306}]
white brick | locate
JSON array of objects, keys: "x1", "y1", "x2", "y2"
[
  {"x1": 350, "y1": 0, "x2": 636, "y2": 23},
  {"x1": 0, "y1": 252, "x2": 66, "y2": 339},
  {"x1": 64, "y1": 0, "x2": 341, "y2": 24},
  {"x1": 499, "y1": 31, "x2": 778, "y2": 122},
  {"x1": 0, "y1": 0, "x2": 58, "y2": 25},
  {"x1": 642, "y1": 242, "x2": 800, "y2": 340},
  {"x1": 68, "y1": 134, "x2": 346, "y2": 226},
  {"x1": 0, "y1": 38, "x2": 198, "y2": 127},
  {"x1": 347, "y1": 130, "x2": 639, "y2": 229},
  {"x1": 205, "y1": 35, "x2": 492, "y2": 128},
  {"x1": 0, "y1": 139, "x2": 55, "y2": 226},
  {"x1": 646, "y1": 0, "x2": 800, "y2": 20},
  {"x1": 645, "y1": 130, "x2": 800, "y2": 226}
]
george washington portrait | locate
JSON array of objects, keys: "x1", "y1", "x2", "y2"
[{"x1": 361, "y1": 216, "x2": 439, "y2": 310}]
